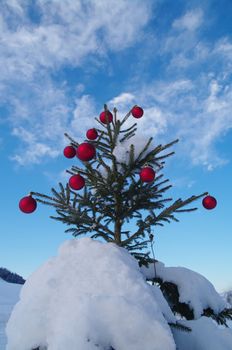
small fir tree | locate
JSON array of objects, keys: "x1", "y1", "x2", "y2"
[
  {"x1": 19, "y1": 104, "x2": 231, "y2": 347},
  {"x1": 30, "y1": 105, "x2": 208, "y2": 266}
]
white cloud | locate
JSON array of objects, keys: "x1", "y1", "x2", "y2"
[
  {"x1": 1, "y1": 2, "x2": 232, "y2": 173},
  {"x1": 205, "y1": 80, "x2": 228, "y2": 113},
  {"x1": 71, "y1": 95, "x2": 98, "y2": 141},
  {"x1": 107, "y1": 91, "x2": 171, "y2": 152},
  {"x1": 145, "y1": 80, "x2": 194, "y2": 103},
  {"x1": 11, "y1": 127, "x2": 59, "y2": 166},
  {"x1": 161, "y1": 9, "x2": 207, "y2": 70},
  {"x1": 109, "y1": 93, "x2": 136, "y2": 108},
  {"x1": 0, "y1": 0, "x2": 151, "y2": 165},
  {"x1": 4, "y1": 0, "x2": 25, "y2": 16},
  {"x1": 0, "y1": 0, "x2": 151, "y2": 79},
  {"x1": 172, "y1": 9, "x2": 203, "y2": 32},
  {"x1": 132, "y1": 8, "x2": 229, "y2": 169},
  {"x1": 7, "y1": 80, "x2": 70, "y2": 165},
  {"x1": 43, "y1": 169, "x2": 70, "y2": 185},
  {"x1": 113, "y1": 74, "x2": 232, "y2": 170},
  {"x1": 214, "y1": 37, "x2": 232, "y2": 57}
]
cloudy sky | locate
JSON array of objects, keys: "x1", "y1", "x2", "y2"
[{"x1": 0, "y1": 0, "x2": 232, "y2": 292}]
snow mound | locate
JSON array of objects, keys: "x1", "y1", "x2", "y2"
[
  {"x1": 6, "y1": 238, "x2": 176, "y2": 350},
  {"x1": 173, "y1": 316, "x2": 232, "y2": 350},
  {"x1": 141, "y1": 261, "x2": 226, "y2": 318}
]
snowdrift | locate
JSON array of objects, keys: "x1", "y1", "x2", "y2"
[
  {"x1": 5, "y1": 238, "x2": 232, "y2": 350},
  {"x1": 6, "y1": 238, "x2": 176, "y2": 350}
]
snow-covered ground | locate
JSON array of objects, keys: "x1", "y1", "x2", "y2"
[
  {"x1": 0, "y1": 279, "x2": 21, "y2": 349},
  {"x1": 0, "y1": 238, "x2": 232, "y2": 349}
]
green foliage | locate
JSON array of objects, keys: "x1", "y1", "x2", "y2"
[
  {"x1": 32, "y1": 105, "x2": 208, "y2": 266},
  {"x1": 148, "y1": 277, "x2": 232, "y2": 328},
  {"x1": 155, "y1": 279, "x2": 195, "y2": 320},
  {"x1": 202, "y1": 307, "x2": 232, "y2": 328},
  {"x1": 168, "y1": 322, "x2": 192, "y2": 332}
]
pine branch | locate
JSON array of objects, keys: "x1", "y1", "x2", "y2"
[
  {"x1": 32, "y1": 109, "x2": 210, "y2": 271},
  {"x1": 202, "y1": 307, "x2": 232, "y2": 327},
  {"x1": 168, "y1": 322, "x2": 191, "y2": 332},
  {"x1": 159, "y1": 139, "x2": 179, "y2": 153},
  {"x1": 120, "y1": 109, "x2": 133, "y2": 125},
  {"x1": 119, "y1": 122, "x2": 137, "y2": 134},
  {"x1": 121, "y1": 224, "x2": 145, "y2": 247},
  {"x1": 64, "y1": 133, "x2": 79, "y2": 147},
  {"x1": 154, "y1": 192, "x2": 208, "y2": 226},
  {"x1": 155, "y1": 151, "x2": 175, "y2": 161},
  {"x1": 136, "y1": 137, "x2": 154, "y2": 163}
]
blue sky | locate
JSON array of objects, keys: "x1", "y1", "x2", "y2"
[{"x1": 0, "y1": 0, "x2": 232, "y2": 292}]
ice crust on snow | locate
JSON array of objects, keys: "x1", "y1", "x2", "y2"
[
  {"x1": 141, "y1": 261, "x2": 226, "y2": 318},
  {"x1": 6, "y1": 238, "x2": 176, "y2": 350}
]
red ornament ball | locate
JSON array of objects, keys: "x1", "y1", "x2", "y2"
[
  {"x1": 63, "y1": 145, "x2": 76, "y2": 158},
  {"x1": 99, "y1": 110, "x2": 113, "y2": 124},
  {"x1": 140, "y1": 167, "x2": 156, "y2": 182},
  {"x1": 19, "y1": 195, "x2": 37, "y2": 213},
  {"x1": 202, "y1": 195, "x2": 217, "y2": 210},
  {"x1": 86, "y1": 128, "x2": 98, "y2": 140},
  {"x1": 76, "y1": 142, "x2": 96, "y2": 161},
  {"x1": 69, "y1": 174, "x2": 85, "y2": 190},
  {"x1": 131, "y1": 106, "x2": 144, "y2": 118}
]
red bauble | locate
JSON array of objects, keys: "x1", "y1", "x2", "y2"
[
  {"x1": 86, "y1": 128, "x2": 98, "y2": 140},
  {"x1": 131, "y1": 106, "x2": 144, "y2": 118},
  {"x1": 76, "y1": 142, "x2": 96, "y2": 161},
  {"x1": 63, "y1": 145, "x2": 76, "y2": 158},
  {"x1": 140, "y1": 167, "x2": 156, "y2": 182},
  {"x1": 19, "y1": 195, "x2": 37, "y2": 213},
  {"x1": 202, "y1": 195, "x2": 217, "y2": 210},
  {"x1": 69, "y1": 174, "x2": 85, "y2": 190},
  {"x1": 99, "y1": 111, "x2": 113, "y2": 124}
]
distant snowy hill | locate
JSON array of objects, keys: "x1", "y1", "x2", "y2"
[{"x1": 0, "y1": 278, "x2": 22, "y2": 349}]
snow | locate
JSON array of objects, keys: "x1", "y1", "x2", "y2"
[
  {"x1": 173, "y1": 316, "x2": 232, "y2": 350},
  {"x1": 6, "y1": 238, "x2": 176, "y2": 350},
  {"x1": 112, "y1": 133, "x2": 153, "y2": 166},
  {"x1": 141, "y1": 261, "x2": 226, "y2": 318},
  {"x1": 96, "y1": 132, "x2": 155, "y2": 179},
  {"x1": 221, "y1": 290, "x2": 232, "y2": 307},
  {"x1": 149, "y1": 284, "x2": 176, "y2": 323},
  {"x1": 1, "y1": 249, "x2": 232, "y2": 350},
  {"x1": 0, "y1": 279, "x2": 22, "y2": 349}
]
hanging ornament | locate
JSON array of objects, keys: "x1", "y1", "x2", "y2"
[
  {"x1": 86, "y1": 128, "x2": 98, "y2": 140},
  {"x1": 202, "y1": 195, "x2": 217, "y2": 210},
  {"x1": 19, "y1": 194, "x2": 37, "y2": 213},
  {"x1": 131, "y1": 105, "x2": 144, "y2": 118},
  {"x1": 69, "y1": 174, "x2": 85, "y2": 190},
  {"x1": 63, "y1": 145, "x2": 76, "y2": 158},
  {"x1": 140, "y1": 166, "x2": 155, "y2": 182},
  {"x1": 99, "y1": 110, "x2": 113, "y2": 124},
  {"x1": 76, "y1": 142, "x2": 96, "y2": 161}
]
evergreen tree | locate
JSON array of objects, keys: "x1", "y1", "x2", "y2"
[
  {"x1": 21, "y1": 104, "x2": 231, "y2": 349},
  {"x1": 31, "y1": 105, "x2": 207, "y2": 267}
]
